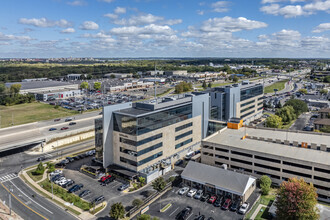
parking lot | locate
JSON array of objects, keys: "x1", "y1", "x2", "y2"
[{"x1": 144, "y1": 185, "x2": 259, "y2": 220}]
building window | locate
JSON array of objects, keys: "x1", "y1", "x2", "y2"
[
  {"x1": 241, "y1": 105, "x2": 255, "y2": 113},
  {"x1": 175, "y1": 138, "x2": 193, "y2": 149},
  {"x1": 175, "y1": 122, "x2": 193, "y2": 132},
  {"x1": 120, "y1": 157, "x2": 137, "y2": 166},
  {"x1": 240, "y1": 100, "x2": 254, "y2": 108},
  {"x1": 137, "y1": 143, "x2": 163, "y2": 156},
  {"x1": 241, "y1": 110, "x2": 255, "y2": 119},
  {"x1": 240, "y1": 85, "x2": 263, "y2": 101},
  {"x1": 120, "y1": 133, "x2": 162, "y2": 147},
  {"x1": 137, "y1": 151, "x2": 163, "y2": 166},
  {"x1": 175, "y1": 130, "x2": 193, "y2": 141}
]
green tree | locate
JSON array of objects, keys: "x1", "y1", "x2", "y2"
[
  {"x1": 80, "y1": 82, "x2": 88, "y2": 89},
  {"x1": 10, "y1": 84, "x2": 21, "y2": 95},
  {"x1": 232, "y1": 75, "x2": 239, "y2": 83},
  {"x1": 0, "y1": 83, "x2": 6, "y2": 94},
  {"x1": 260, "y1": 175, "x2": 272, "y2": 195},
  {"x1": 152, "y1": 177, "x2": 166, "y2": 192},
  {"x1": 320, "y1": 125, "x2": 330, "y2": 133},
  {"x1": 276, "y1": 177, "x2": 319, "y2": 220},
  {"x1": 174, "y1": 82, "x2": 192, "y2": 94},
  {"x1": 34, "y1": 162, "x2": 45, "y2": 175},
  {"x1": 275, "y1": 106, "x2": 296, "y2": 123},
  {"x1": 132, "y1": 198, "x2": 143, "y2": 207},
  {"x1": 94, "y1": 82, "x2": 101, "y2": 90},
  {"x1": 208, "y1": 82, "x2": 212, "y2": 88},
  {"x1": 319, "y1": 89, "x2": 328, "y2": 95},
  {"x1": 137, "y1": 214, "x2": 159, "y2": 220},
  {"x1": 110, "y1": 74, "x2": 116, "y2": 79},
  {"x1": 202, "y1": 81, "x2": 207, "y2": 89},
  {"x1": 298, "y1": 89, "x2": 307, "y2": 94},
  {"x1": 109, "y1": 202, "x2": 125, "y2": 220},
  {"x1": 323, "y1": 75, "x2": 330, "y2": 83},
  {"x1": 265, "y1": 115, "x2": 283, "y2": 128},
  {"x1": 284, "y1": 99, "x2": 308, "y2": 116},
  {"x1": 138, "y1": 176, "x2": 146, "y2": 185}
]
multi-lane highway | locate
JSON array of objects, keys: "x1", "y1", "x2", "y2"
[{"x1": 0, "y1": 139, "x2": 94, "y2": 220}]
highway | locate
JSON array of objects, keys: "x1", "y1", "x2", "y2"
[{"x1": 0, "y1": 139, "x2": 94, "y2": 220}]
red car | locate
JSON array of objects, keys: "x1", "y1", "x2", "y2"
[
  {"x1": 208, "y1": 195, "x2": 217, "y2": 204},
  {"x1": 99, "y1": 175, "x2": 112, "y2": 182},
  {"x1": 54, "y1": 118, "x2": 61, "y2": 122},
  {"x1": 61, "y1": 127, "x2": 69, "y2": 130},
  {"x1": 222, "y1": 199, "x2": 232, "y2": 210}
]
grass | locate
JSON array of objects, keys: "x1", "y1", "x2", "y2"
[
  {"x1": 281, "y1": 119, "x2": 296, "y2": 130},
  {"x1": 20, "y1": 174, "x2": 81, "y2": 216},
  {"x1": 245, "y1": 189, "x2": 276, "y2": 220},
  {"x1": 0, "y1": 102, "x2": 79, "y2": 128},
  {"x1": 264, "y1": 80, "x2": 289, "y2": 94},
  {"x1": 90, "y1": 203, "x2": 105, "y2": 214},
  {"x1": 156, "y1": 88, "x2": 174, "y2": 97},
  {"x1": 27, "y1": 170, "x2": 44, "y2": 182},
  {"x1": 160, "y1": 203, "x2": 172, "y2": 212},
  {"x1": 255, "y1": 207, "x2": 271, "y2": 220}
]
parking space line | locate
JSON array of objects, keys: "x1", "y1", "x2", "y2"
[
  {"x1": 186, "y1": 212, "x2": 193, "y2": 220},
  {"x1": 111, "y1": 182, "x2": 121, "y2": 188},
  {"x1": 169, "y1": 207, "x2": 179, "y2": 217}
]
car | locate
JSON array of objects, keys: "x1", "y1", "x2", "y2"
[
  {"x1": 51, "y1": 174, "x2": 63, "y2": 182},
  {"x1": 65, "y1": 118, "x2": 73, "y2": 122},
  {"x1": 73, "y1": 156, "x2": 80, "y2": 160},
  {"x1": 79, "y1": 154, "x2": 86, "y2": 158},
  {"x1": 99, "y1": 175, "x2": 112, "y2": 182},
  {"x1": 238, "y1": 202, "x2": 249, "y2": 214},
  {"x1": 175, "y1": 206, "x2": 192, "y2": 220},
  {"x1": 68, "y1": 184, "x2": 83, "y2": 193},
  {"x1": 79, "y1": 190, "x2": 91, "y2": 198},
  {"x1": 50, "y1": 169, "x2": 63, "y2": 177},
  {"x1": 230, "y1": 199, "x2": 241, "y2": 212},
  {"x1": 195, "y1": 215, "x2": 205, "y2": 220},
  {"x1": 200, "y1": 194, "x2": 210, "y2": 202},
  {"x1": 61, "y1": 127, "x2": 69, "y2": 130},
  {"x1": 66, "y1": 157, "x2": 74, "y2": 162},
  {"x1": 58, "y1": 179, "x2": 70, "y2": 187},
  {"x1": 187, "y1": 188, "x2": 197, "y2": 197},
  {"x1": 102, "y1": 176, "x2": 116, "y2": 186},
  {"x1": 194, "y1": 189, "x2": 203, "y2": 199},
  {"x1": 62, "y1": 180, "x2": 75, "y2": 188},
  {"x1": 54, "y1": 118, "x2": 61, "y2": 122},
  {"x1": 178, "y1": 187, "x2": 189, "y2": 195},
  {"x1": 222, "y1": 198, "x2": 232, "y2": 210},
  {"x1": 117, "y1": 183, "x2": 130, "y2": 191},
  {"x1": 91, "y1": 195, "x2": 105, "y2": 205},
  {"x1": 175, "y1": 159, "x2": 183, "y2": 166},
  {"x1": 37, "y1": 156, "x2": 46, "y2": 162},
  {"x1": 208, "y1": 195, "x2": 217, "y2": 204},
  {"x1": 49, "y1": 128, "x2": 57, "y2": 131},
  {"x1": 214, "y1": 196, "x2": 224, "y2": 207},
  {"x1": 69, "y1": 122, "x2": 76, "y2": 126},
  {"x1": 55, "y1": 177, "x2": 66, "y2": 185}
]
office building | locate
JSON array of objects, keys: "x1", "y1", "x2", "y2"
[
  {"x1": 95, "y1": 92, "x2": 209, "y2": 182},
  {"x1": 201, "y1": 126, "x2": 330, "y2": 202},
  {"x1": 208, "y1": 83, "x2": 263, "y2": 124}
]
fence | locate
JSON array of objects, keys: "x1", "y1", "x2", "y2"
[{"x1": 127, "y1": 182, "x2": 172, "y2": 218}]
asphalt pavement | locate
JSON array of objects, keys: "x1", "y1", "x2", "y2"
[{"x1": 289, "y1": 112, "x2": 311, "y2": 131}]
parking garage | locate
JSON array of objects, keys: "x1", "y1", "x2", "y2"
[{"x1": 181, "y1": 161, "x2": 256, "y2": 203}]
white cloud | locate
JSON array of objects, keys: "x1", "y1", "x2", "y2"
[
  {"x1": 260, "y1": 4, "x2": 309, "y2": 18},
  {"x1": 0, "y1": 32, "x2": 32, "y2": 42},
  {"x1": 312, "y1": 23, "x2": 330, "y2": 33},
  {"x1": 104, "y1": 13, "x2": 118, "y2": 19},
  {"x1": 61, "y1": 28, "x2": 76, "y2": 33},
  {"x1": 19, "y1": 18, "x2": 72, "y2": 28},
  {"x1": 114, "y1": 7, "x2": 126, "y2": 14},
  {"x1": 211, "y1": 1, "x2": 230, "y2": 12},
  {"x1": 261, "y1": 0, "x2": 306, "y2": 4},
  {"x1": 303, "y1": 0, "x2": 330, "y2": 12},
  {"x1": 67, "y1": 0, "x2": 86, "y2": 6},
  {"x1": 197, "y1": 10, "x2": 205, "y2": 15},
  {"x1": 110, "y1": 24, "x2": 175, "y2": 36},
  {"x1": 79, "y1": 21, "x2": 99, "y2": 30},
  {"x1": 112, "y1": 13, "x2": 182, "y2": 26}
]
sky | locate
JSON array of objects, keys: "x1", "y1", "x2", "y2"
[{"x1": 0, "y1": 0, "x2": 330, "y2": 58}]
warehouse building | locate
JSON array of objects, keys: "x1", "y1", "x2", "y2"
[
  {"x1": 5, "y1": 81, "x2": 78, "y2": 94},
  {"x1": 95, "y1": 92, "x2": 210, "y2": 183},
  {"x1": 33, "y1": 89, "x2": 82, "y2": 101},
  {"x1": 201, "y1": 126, "x2": 330, "y2": 202}
]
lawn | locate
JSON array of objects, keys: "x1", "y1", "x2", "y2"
[
  {"x1": 264, "y1": 80, "x2": 289, "y2": 94},
  {"x1": 245, "y1": 189, "x2": 277, "y2": 219},
  {"x1": 27, "y1": 169, "x2": 44, "y2": 182},
  {"x1": 0, "y1": 102, "x2": 79, "y2": 128}
]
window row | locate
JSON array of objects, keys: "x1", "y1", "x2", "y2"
[
  {"x1": 175, "y1": 130, "x2": 193, "y2": 141},
  {"x1": 120, "y1": 133, "x2": 162, "y2": 147},
  {"x1": 175, "y1": 122, "x2": 193, "y2": 132},
  {"x1": 175, "y1": 138, "x2": 193, "y2": 149}
]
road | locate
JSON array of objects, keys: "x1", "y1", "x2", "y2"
[
  {"x1": 0, "y1": 139, "x2": 94, "y2": 220},
  {"x1": 289, "y1": 112, "x2": 311, "y2": 131}
]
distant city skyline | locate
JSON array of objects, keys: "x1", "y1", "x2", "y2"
[{"x1": 0, "y1": 0, "x2": 330, "y2": 58}]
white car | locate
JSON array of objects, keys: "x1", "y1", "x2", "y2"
[
  {"x1": 50, "y1": 170, "x2": 62, "y2": 177},
  {"x1": 238, "y1": 202, "x2": 249, "y2": 214},
  {"x1": 186, "y1": 188, "x2": 197, "y2": 197},
  {"x1": 194, "y1": 189, "x2": 203, "y2": 199},
  {"x1": 55, "y1": 177, "x2": 66, "y2": 185},
  {"x1": 178, "y1": 187, "x2": 189, "y2": 195},
  {"x1": 59, "y1": 179, "x2": 70, "y2": 186}
]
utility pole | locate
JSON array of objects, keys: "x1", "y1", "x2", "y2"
[
  {"x1": 9, "y1": 193, "x2": 11, "y2": 215},
  {"x1": 51, "y1": 181, "x2": 54, "y2": 200}
]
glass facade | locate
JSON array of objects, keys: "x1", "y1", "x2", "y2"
[
  {"x1": 137, "y1": 142, "x2": 163, "y2": 156},
  {"x1": 175, "y1": 122, "x2": 193, "y2": 132},
  {"x1": 240, "y1": 85, "x2": 263, "y2": 101},
  {"x1": 175, "y1": 138, "x2": 193, "y2": 149},
  {"x1": 175, "y1": 130, "x2": 193, "y2": 141},
  {"x1": 120, "y1": 133, "x2": 162, "y2": 147},
  {"x1": 207, "y1": 121, "x2": 226, "y2": 136},
  {"x1": 137, "y1": 151, "x2": 163, "y2": 166},
  {"x1": 114, "y1": 104, "x2": 192, "y2": 136}
]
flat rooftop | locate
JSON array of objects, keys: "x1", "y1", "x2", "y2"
[
  {"x1": 5, "y1": 81, "x2": 76, "y2": 90},
  {"x1": 204, "y1": 127, "x2": 330, "y2": 165}
]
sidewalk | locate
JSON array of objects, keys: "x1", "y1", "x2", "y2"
[
  {"x1": 21, "y1": 170, "x2": 95, "y2": 220},
  {"x1": 0, "y1": 199, "x2": 23, "y2": 220},
  {"x1": 250, "y1": 204, "x2": 267, "y2": 220}
]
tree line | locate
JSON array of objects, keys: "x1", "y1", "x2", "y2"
[{"x1": 0, "y1": 83, "x2": 35, "y2": 106}]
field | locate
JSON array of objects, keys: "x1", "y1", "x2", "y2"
[
  {"x1": 0, "y1": 102, "x2": 78, "y2": 128},
  {"x1": 264, "y1": 80, "x2": 289, "y2": 93}
]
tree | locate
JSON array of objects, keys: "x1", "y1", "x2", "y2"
[
  {"x1": 202, "y1": 81, "x2": 207, "y2": 89},
  {"x1": 298, "y1": 89, "x2": 307, "y2": 94},
  {"x1": 319, "y1": 89, "x2": 328, "y2": 95},
  {"x1": 260, "y1": 175, "x2": 272, "y2": 195},
  {"x1": 10, "y1": 84, "x2": 21, "y2": 95},
  {"x1": 132, "y1": 198, "x2": 143, "y2": 207},
  {"x1": 138, "y1": 176, "x2": 146, "y2": 185},
  {"x1": 0, "y1": 83, "x2": 6, "y2": 94},
  {"x1": 109, "y1": 202, "x2": 125, "y2": 220},
  {"x1": 276, "y1": 177, "x2": 319, "y2": 220},
  {"x1": 94, "y1": 82, "x2": 101, "y2": 90},
  {"x1": 320, "y1": 125, "x2": 330, "y2": 133},
  {"x1": 284, "y1": 99, "x2": 308, "y2": 116},
  {"x1": 275, "y1": 106, "x2": 296, "y2": 123},
  {"x1": 110, "y1": 74, "x2": 116, "y2": 79},
  {"x1": 232, "y1": 75, "x2": 239, "y2": 83},
  {"x1": 208, "y1": 82, "x2": 212, "y2": 88},
  {"x1": 137, "y1": 214, "x2": 159, "y2": 220},
  {"x1": 323, "y1": 75, "x2": 330, "y2": 83},
  {"x1": 34, "y1": 162, "x2": 45, "y2": 175},
  {"x1": 265, "y1": 115, "x2": 283, "y2": 128},
  {"x1": 174, "y1": 82, "x2": 192, "y2": 94},
  {"x1": 152, "y1": 177, "x2": 166, "y2": 192},
  {"x1": 80, "y1": 82, "x2": 88, "y2": 90}
]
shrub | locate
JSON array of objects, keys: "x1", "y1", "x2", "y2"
[
  {"x1": 260, "y1": 175, "x2": 272, "y2": 195},
  {"x1": 33, "y1": 162, "x2": 45, "y2": 175}
]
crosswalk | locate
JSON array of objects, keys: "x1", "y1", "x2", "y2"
[{"x1": 0, "y1": 173, "x2": 18, "y2": 183}]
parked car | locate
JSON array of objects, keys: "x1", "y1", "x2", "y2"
[
  {"x1": 65, "y1": 118, "x2": 73, "y2": 122},
  {"x1": 222, "y1": 198, "x2": 232, "y2": 210},
  {"x1": 91, "y1": 195, "x2": 105, "y2": 205},
  {"x1": 66, "y1": 157, "x2": 74, "y2": 162},
  {"x1": 208, "y1": 195, "x2": 217, "y2": 204},
  {"x1": 117, "y1": 183, "x2": 129, "y2": 191},
  {"x1": 178, "y1": 187, "x2": 189, "y2": 195},
  {"x1": 102, "y1": 176, "x2": 116, "y2": 186},
  {"x1": 99, "y1": 175, "x2": 112, "y2": 182},
  {"x1": 73, "y1": 156, "x2": 80, "y2": 160},
  {"x1": 55, "y1": 177, "x2": 66, "y2": 185},
  {"x1": 37, "y1": 156, "x2": 46, "y2": 162},
  {"x1": 50, "y1": 169, "x2": 62, "y2": 177},
  {"x1": 175, "y1": 159, "x2": 183, "y2": 166},
  {"x1": 230, "y1": 199, "x2": 241, "y2": 212},
  {"x1": 54, "y1": 118, "x2": 61, "y2": 122},
  {"x1": 61, "y1": 127, "x2": 69, "y2": 130},
  {"x1": 214, "y1": 196, "x2": 224, "y2": 207},
  {"x1": 187, "y1": 188, "x2": 197, "y2": 197},
  {"x1": 49, "y1": 128, "x2": 57, "y2": 131},
  {"x1": 68, "y1": 184, "x2": 83, "y2": 193},
  {"x1": 194, "y1": 189, "x2": 203, "y2": 199},
  {"x1": 175, "y1": 206, "x2": 192, "y2": 220},
  {"x1": 200, "y1": 194, "x2": 210, "y2": 202},
  {"x1": 69, "y1": 122, "x2": 76, "y2": 126},
  {"x1": 62, "y1": 180, "x2": 75, "y2": 188},
  {"x1": 51, "y1": 174, "x2": 63, "y2": 182},
  {"x1": 195, "y1": 215, "x2": 205, "y2": 220},
  {"x1": 79, "y1": 190, "x2": 91, "y2": 198},
  {"x1": 238, "y1": 202, "x2": 249, "y2": 214}
]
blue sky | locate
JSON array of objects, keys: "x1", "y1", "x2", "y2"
[{"x1": 0, "y1": 0, "x2": 330, "y2": 58}]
